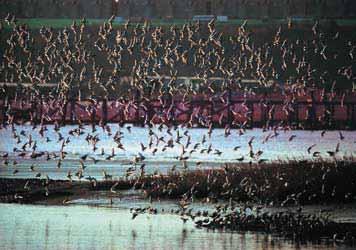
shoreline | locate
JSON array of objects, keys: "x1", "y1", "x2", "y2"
[
  {"x1": 1, "y1": 176, "x2": 356, "y2": 246},
  {"x1": 1, "y1": 159, "x2": 356, "y2": 205}
]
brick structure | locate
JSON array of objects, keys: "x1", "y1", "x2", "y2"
[{"x1": 1, "y1": 0, "x2": 356, "y2": 19}]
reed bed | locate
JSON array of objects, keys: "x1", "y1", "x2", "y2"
[{"x1": 135, "y1": 158, "x2": 356, "y2": 205}]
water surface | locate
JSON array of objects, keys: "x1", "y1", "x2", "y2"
[
  {"x1": 1, "y1": 125, "x2": 355, "y2": 180},
  {"x1": 0, "y1": 203, "x2": 354, "y2": 250}
]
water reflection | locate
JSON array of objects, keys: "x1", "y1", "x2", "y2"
[{"x1": 0, "y1": 203, "x2": 354, "y2": 250}]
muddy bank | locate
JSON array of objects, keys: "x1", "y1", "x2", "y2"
[{"x1": 0, "y1": 177, "x2": 133, "y2": 204}]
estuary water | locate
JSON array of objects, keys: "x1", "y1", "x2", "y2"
[
  {"x1": 1, "y1": 124, "x2": 356, "y2": 179},
  {"x1": 0, "y1": 202, "x2": 355, "y2": 250}
]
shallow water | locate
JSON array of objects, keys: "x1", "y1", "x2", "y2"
[
  {"x1": 1, "y1": 124, "x2": 356, "y2": 179},
  {"x1": 0, "y1": 203, "x2": 354, "y2": 250}
]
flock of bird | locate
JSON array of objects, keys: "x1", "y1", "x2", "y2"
[
  {"x1": 1, "y1": 14, "x2": 356, "y2": 124},
  {"x1": 0, "y1": 120, "x2": 350, "y2": 183},
  {"x1": 128, "y1": 202, "x2": 356, "y2": 244},
  {"x1": 0, "y1": 15, "x2": 355, "y2": 198},
  {"x1": 1, "y1": 16, "x2": 356, "y2": 245}
]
